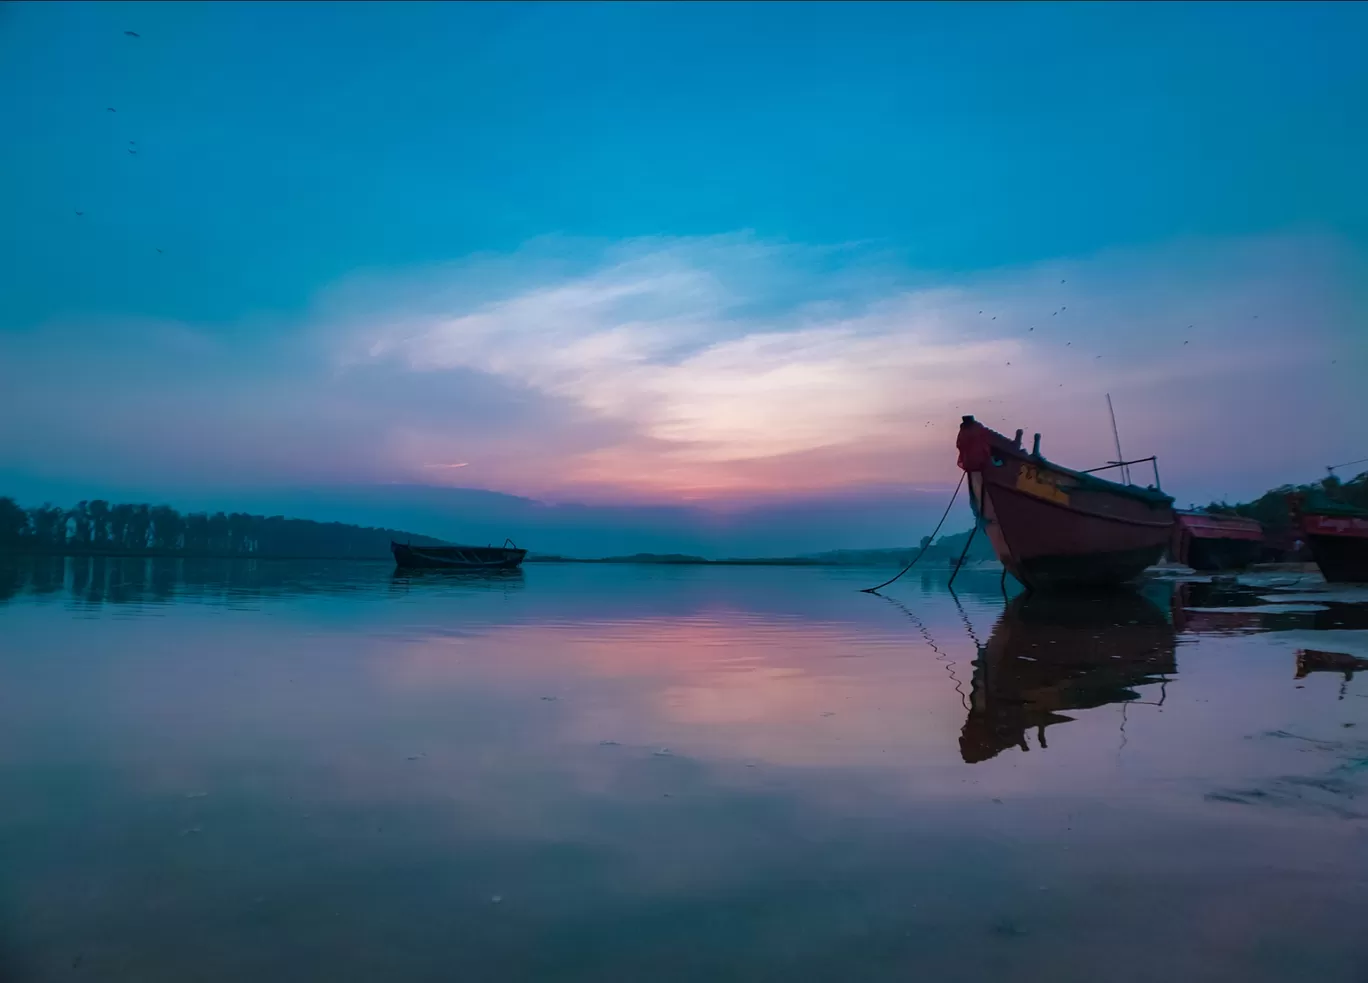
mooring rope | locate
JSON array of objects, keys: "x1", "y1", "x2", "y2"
[
  {"x1": 879, "y1": 592, "x2": 972, "y2": 711},
  {"x1": 860, "y1": 471, "x2": 966, "y2": 594}
]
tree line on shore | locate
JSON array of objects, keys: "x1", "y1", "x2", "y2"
[
  {"x1": 1, "y1": 469, "x2": 1363, "y2": 563},
  {"x1": 1202, "y1": 470, "x2": 1368, "y2": 530},
  {"x1": 0, "y1": 497, "x2": 445, "y2": 558}
]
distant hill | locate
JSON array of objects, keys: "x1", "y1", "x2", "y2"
[{"x1": 526, "y1": 525, "x2": 999, "y2": 567}]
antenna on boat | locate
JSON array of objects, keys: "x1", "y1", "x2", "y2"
[
  {"x1": 1326, "y1": 456, "x2": 1368, "y2": 476},
  {"x1": 1105, "y1": 393, "x2": 1129, "y2": 484}
]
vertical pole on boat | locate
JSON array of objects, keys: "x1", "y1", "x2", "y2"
[{"x1": 1106, "y1": 393, "x2": 1129, "y2": 485}]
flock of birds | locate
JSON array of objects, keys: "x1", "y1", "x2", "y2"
[
  {"x1": 75, "y1": 30, "x2": 164, "y2": 255},
  {"x1": 919, "y1": 276, "x2": 1282, "y2": 433}
]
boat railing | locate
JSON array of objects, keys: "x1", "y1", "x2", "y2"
[{"x1": 1080, "y1": 456, "x2": 1162, "y2": 490}]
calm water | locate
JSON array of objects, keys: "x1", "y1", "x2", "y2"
[{"x1": 1, "y1": 558, "x2": 1366, "y2": 982}]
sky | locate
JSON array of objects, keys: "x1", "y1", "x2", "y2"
[{"x1": 1, "y1": 1, "x2": 1366, "y2": 554}]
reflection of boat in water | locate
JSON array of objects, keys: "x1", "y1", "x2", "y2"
[
  {"x1": 1295, "y1": 648, "x2": 1368, "y2": 681},
  {"x1": 955, "y1": 415, "x2": 1175, "y2": 591},
  {"x1": 961, "y1": 591, "x2": 1177, "y2": 763},
  {"x1": 391, "y1": 540, "x2": 527, "y2": 571}
]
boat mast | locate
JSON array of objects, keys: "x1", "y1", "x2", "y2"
[{"x1": 1106, "y1": 393, "x2": 1129, "y2": 484}]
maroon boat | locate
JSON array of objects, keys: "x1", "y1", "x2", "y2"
[
  {"x1": 956, "y1": 415, "x2": 1175, "y2": 590},
  {"x1": 1170, "y1": 511, "x2": 1264, "y2": 571},
  {"x1": 1288, "y1": 494, "x2": 1368, "y2": 583}
]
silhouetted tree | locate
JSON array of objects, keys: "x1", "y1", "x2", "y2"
[
  {"x1": 68, "y1": 501, "x2": 91, "y2": 547},
  {"x1": 149, "y1": 505, "x2": 178, "y2": 550},
  {"x1": 25, "y1": 505, "x2": 66, "y2": 547},
  {"x1": 0, "y1": 497, "x2": 27, "y2": 544},
  {"x1": 88, "y1": 499, "x2": 110, "y2": 547},
  {"x1": 2, "y1": 495, "x2": 449, "y2": 558},
  {"x1": 108, "y1": 503, "x2": 133, "y2": 549}
]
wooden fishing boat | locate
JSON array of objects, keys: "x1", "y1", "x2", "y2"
[
  {"x1": 391, "y1": 540, "x2": 527, "y2": 571},
  {"x1": 1288, "y1": 495, "x2": 1368, "y2": 583},
  {"x1": 1171, "y1": 511, "x2": 1265, "y2": 571},
  {"x1": 956, "y1": 415, "x2": 1175, "y2": 590}
]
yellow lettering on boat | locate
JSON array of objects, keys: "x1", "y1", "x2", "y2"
[{"x1": 1016, "y1": 463, "x2": 1071, "y2": 505}]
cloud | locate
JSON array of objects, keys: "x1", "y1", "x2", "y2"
[
  {"x1": 337, "y1": 232, "x2": 1365, "y2": 501},
  {"x1": 1, "y1": 232, "x2": 1363, "y2": 517}
]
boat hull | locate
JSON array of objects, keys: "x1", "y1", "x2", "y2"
[
  {"x1": 1171, "y1": 512, "x2": 1265, "y2": 571},
  {"x1": 1302, "y1": 515, "x2": 1368, "y2": 583},
  {"x1": 391, "y1": 542, "x2": 527, "y2": 571},
  {"x1": 959, "y1": 419, "x2": 1174, "y2": 591}
]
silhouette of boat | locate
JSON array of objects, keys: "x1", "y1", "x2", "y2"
[
  {"x1": 1170, "y1": 511, "x2": 1265, "y2": 571},
  {"x1": 391, "y1": 540, "x2": 527, "y2": 571},
  {"x1": 956, "y1": 415, "x2": 1175, "y2": 590},
  {"x1": 960, "y1": 591, "x2": 1177, "y2": 764},
  {"x1": 1288, "y1": 494, "x2": 1368, "y2": 583}
]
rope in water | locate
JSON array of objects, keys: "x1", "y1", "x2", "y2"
[{"x1": 859, "y1": 471, "x2": 966, "y2": 594}]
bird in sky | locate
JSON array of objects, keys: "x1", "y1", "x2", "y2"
[
  {"x1": 128, "y1": 148, "x2": 137, "y2": 155},
  {"x1": 124, "y1": 30, "x2": 140, "y2": 37},
  {"x1": 155, "y1": 248, "x2": 163, "y2": 254},
  {"x1": 106, "y1": 107, "x2": 116, "y2": 112},
  {"x1": 74, "y1": 210, "x2": 83, "y2": 216}
]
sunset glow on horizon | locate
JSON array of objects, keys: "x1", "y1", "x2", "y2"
[{"x1": 2, "y1": 2, "x2": 1365, "y2": 548}]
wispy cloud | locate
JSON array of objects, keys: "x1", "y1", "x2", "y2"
[
  {"x1": 1, "y1": 233, "x2": 1362, "y2": 508},
  {"x1": 337, "y1": 233, "x2": 1364, "y2": 500}
]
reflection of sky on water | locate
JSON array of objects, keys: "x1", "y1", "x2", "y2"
[{"x1": 0, "y1": 559, "x2": 1366, "y2": 981}]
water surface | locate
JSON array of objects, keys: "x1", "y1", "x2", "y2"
[{"x1": 1, "y1": 558, "x2": 1366, "y2": 982}]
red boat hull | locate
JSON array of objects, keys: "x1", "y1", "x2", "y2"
[
  {"x1": 1301, "y1": 514, "x2": 1368, "y2": 583},
  {"x1": 958, "y1": 418, "x2": 1175, "y2": 591},
  {"x1": 1171, "y1": 511, "x2": 1265, "y2": 571}
]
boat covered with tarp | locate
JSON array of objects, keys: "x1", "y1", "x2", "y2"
[
  {"x1": 1171, "y1": 511, "x2": 1265, "y2": 571},
  {"x1": 1288, "y1": 493, "x2": 1368, "y2": 583}
]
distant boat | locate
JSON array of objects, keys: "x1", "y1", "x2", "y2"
[
  {"x1": 1171, "y1": 511, "x2": 1265, "y2": 571},
  {"x1": 391, "y1": 540, "x2": 527, "y2": 571},
  {"x1": 956, "y1": 415, "x2": 1175, "y2": 590},
  {"x1": 1288, "y1": 494, "x2": 1368, "y2": 583}
]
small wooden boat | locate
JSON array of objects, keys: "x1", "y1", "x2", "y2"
[
  {"x1": 391, "y1": 540, "x2": 527, "y2": 571},
  {"x1": 1288, "y1": 494, "x2": 1368, "y2": 583},
  {"x1": 1171, "y1": 511, "x2": 1265, "y2": 571},
  {"x1": 956, "y1": 415, "x2": 1175, "y2": 590}
]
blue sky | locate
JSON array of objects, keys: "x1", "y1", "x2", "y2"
[{"x1": 1, "y1": 2, "x2": 1365, "y2": 552}]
